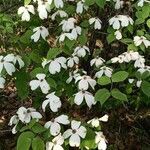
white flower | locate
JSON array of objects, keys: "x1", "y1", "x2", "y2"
[
  {"x1": 31, "y1": 26, "x2": 49, "y2": 42},
  {"x1": 137, "y1": 0, "x2": 150, "y2": 7},
  {"x1": 60, "y1": 18, "x2": 76, "y2": 32},
  {"x1": 74, "y1": 91, "x2": 96, "y2": 108},
  {"x1": 71, "y1": 26, "x2": 82, "y2": 40},
  {"x1": 51, "y1": 10, "x2": 68, "y2": 20},
  {"x1": 134, "y1": 56, "x2": 145, "y2": 68},
  {"x1": 76, "y1": 1, "x2": 88, "y2": 14},
  {"x1": 63, "y1": 120, "x2": 87, "y2": 147},
  {"x1": 73, "y1": 46, "x2": 90, "y2": 57},
  {"x1": 46, "y1": 134, "x2": 64, "y2": 150},
  {"x1": 134, "y1": 36, "x2": 150, "y2": 48},
  {"x1": 0, "y1": 76, "x2": 5, "y2": 88},
  {"x1": 114, "y1": 30, "x2": 122, "y2": 40},
  {"x1": 37, "y1": 1, "x2": 50, "y2": 19},
  {"x1": 9, "y1": 115, "x2": 19, "y2": 134},
  {"x1": 0, "y1": 55, "x2": 16, "y2": 76},
  {"x1": 138, "y1": 66, "x2": 150, "y2": 74},
  {"x1": 42, "y1": 92, "x2": 61, "y2": 112},
  {"x1": 29, "y1": 73, "x2": 50, "y2": 94},
  {"x1": 43, "y1": 57, "x2": 67, "y2": 74},
  {"x1": 113, "y1": 0, "x2": 124, "y2": 9},
  {"x1": 18, "y1": 5, "x2": 35, "y2": 21},
  {"x1": 54, "y1": 0, "x2": 64, "y2": 8},
  {"x1": 87, "y1": 115, "x2": 109, "y2": 128},
  {"x1": 45, "y1": 115, "x2": 70, "y2": 136},
  {"x1": 109, "y1": 15, "x2": 133, "y2": 29},
  {"x1": 95, "y1": 66, "x2": 113, "y2": 78},
  {"x1": 12, "y1": 55, "x2": 24, "y2": 69},
  {"x1": 90, "y1": 57, "x2": 105, "y2": 68},
  {"x1": 89, "y1": 17, "x2": 102, "y2": 30},
  {"x1": 75, "y1": 75, "x2": 96, "y2": 90},
  {"x1": 136, "y1": 80, "x2": 142, "y2": 87},
  {"x1": 95, "y1": 132, "x2": 107, "y2": 150},
  {"x1": 128, "y1": 78, "x2": 134, "y2": 84},
  {"x1": 67, "y1": 55, "x2": 79, "y2": 68},
  {"x1": 17, "y1": 107, "x2": 42, "y2": 123},
  {"x1": 59, "y1": 33, "x2": 74, "y2": 42}
]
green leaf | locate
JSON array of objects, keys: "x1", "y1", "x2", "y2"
[
  {"x1": 32, "y1": 123, "x2": 46, "y2": 133},
  {"x1": 98, "y1": 76, "x2": 111, "y2": 85},
  {"x1": 15, "y1": 70, "x2": 30, "y2": 99},
  {"x1": 47, "y1": 48, "x2": 62, "y2": 60},
  {"x1": 111, "y1": 89, "x2": 128, "y2": 101},
  {"x1": 141, "y1": 81, "x2": 150, "y2": 97},
  {"x1": 95, "y1": 0, "x2": 106, "y2": 8},
  {"x1": 20, "y1": 30, "x2": 32, "y2": 44},
  {"x1": 24, "y1": 0, "x2": 31, "y2": 5},
  {"x1": 17, "y1": 131, "x2": 35, "y2": 150},
  {"x1": 147, "y1": 19, "x2": 150, "y2": 28},
  {"x1": 85, "y1": 0, "x2": 95, "y2": 6},
  {"x1": 30, "y1": 67, "x2": 45, "y2": 78},
  {"x1": 95, "y1": 88, "x2": 111, "y2": 105},
  {"x1": 112, "y1": 71, "x2": 129, "y2": 82},
  {"x1": 32, "y1": 137, "x2": 45, "y2": 150},
  {"x1": 47, "y1": 77, "x2": 57, "y2": 88},
  {"x1": 107, "y1": 33, "x2": 115, "y2": 44}
]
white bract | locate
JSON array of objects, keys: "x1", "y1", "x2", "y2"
[
  {"x1": 46, "y1": 134, "x2": 64, "y2": 150},
  {"x1": 51, "y1": 10, "x2": 68, "y2": 20},
  {"x1": 17, "y1": 106, "x2": 42, "y2": 123},
  {"x1": 138, "y1": 0, "x2": 150, "y2": 7},
  {"x1": 90, "y1": 57, "x2": 105, "y2": 68},
  {"x1": 74, "y1": 90, "x2": 96, "y2": 108},
  {"x1": 109, "y1": 15, "x2": 133, "y2": 29},
  {"x1": 12, "y1": 55, "x2": 24, "y2": 69},
  {"x1": 45, "y1": 115, "x2": 70, "y2": 136},
  {"x1": 31, "y1": 26, "x2": 49, "y2": 42},
  {"x1": 18, "y1": 5, "x2": 35, "y2": 21},
  {"x1": 59, "y1": 32, "x2": 74, "y2": 42},
  {"x1": 113, "y1": 0, "x2": 124, "y2": 9},
  {"x1": 53, "y1": 0, "x2": 64, "y2": 8},
  {"x1": 67, "y1": 55, "x2": 79, "y2": 68},
  {"x1": 134, "y1": 56, "x2": 145, "y2": 68},
  {"x1": 9, "y1": 115, "x2": 19, "y2": 134},
  {"x1": 42, "y1": 57, "x2": 67, "y2": 74},
  {"x1": 37, "y1": 1, "x2": 50, "y2": 19},
  {"x1": 95, "y1": 132, "x2": 107, "y2": 150},
  {"x1": 0, "y1": 76, "x2": 5, "y2": 88},
  {"x1": 0, "y1": 54, "x2": 16, "y2": 76},
  {"x1": 66, "y1": 69, "x2": 80, "y2": 83},
  {"x1": 29, "y1": 73, "x2": 50, "y2": 94},
  {"x1": 76, "y1": 1, "x2": 88, "y2": 14},
  {"x1": 95, "y1": 66, "x2": 113, "y2": 78},
  {"x1": 73, "y1": 46, "x2": 90, "y2": 57},
  {"x1": 89, "y1": 17, "x2": 102, "y2": 30},
  {"x1": 114, "y1": 30, "x2": 122, "y2": 40},
  {"x1": 71, "y1": 26, "x2": 82, "y2": 40},
  {"x1": 75, "y1": 75, "x2": 96, "y2": 90},
  {"x1": 87, "y1": 114, "x2": 109, "y2": 128},
  {"x1": 63, "y1": 120, "x2": 87, "y2": 147},
  {"x1": 60, "y1": 18, "x2": 76, "y2": 32},
  {"x1": 134, "y1": 36, "x2": 150, "y2": 48},
  {"x1": 138, "y1": 66, "x2": 150, "y2": 74},
  {"x1": 42, "y1": 92, "x2": 62, "y2": 112}
]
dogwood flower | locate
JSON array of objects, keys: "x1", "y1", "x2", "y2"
[
  {"x1": 73, "y1": 46, "x2": 90, "y2": 57},
  {"x1": 29, "y1": 73, "x2": 50, "y2": 94},
  {"x1": 42, "y1": 92, "x2": 61, "y2": 112},
  {"x1": 137, "y1": 0, "x2": 150, "y2": 7},
  {"x1": 114, "y1": 30, "x2": 122, "y2": 40},
  {"x1": 138, "y1": 66, "x2": 150, "y2": 74},
  {"x1": 89, "y1": 17, "x2": 102, "y2": 30},
  {"x1": 74, "y1": 90, "x2": 96, "y2": 108},
  {"x1": 51, "y1": 10, "x2": 68, "y2": 20},
  {"x1": 134, "y1": 36, "x2": 150, "y2": 48},
  {"x1": 60, "y1": 18, "x2": 76, "y2": 32},
  {"x1": 42, "y1": 57, "x2": 67, "y2": 74},
  {"x1": 46, "y1": 134, "x2": 64, "y2": 150},
  {"x1": 76, "y1": 1, "x2": 88, "y2": 14},
  {"x1": 53, "y1": 0, "x2": 64, "y2": 8},
  {"x1": 37, "y1": 1, "x2": 50, "y2": 19},
  {"x1": 71, "y1": 26, "x2": 82, "y2": 40},
  {"x1": 59, "y1": 32, "x2": 74, "y2": 42},
  {"x1": 0, "y1": 76, "x2": 5, "y2": 88},
  {"x1": 136, "y1": 80, "x2": 142, "y2": 87},
  {"x1": 109, "y1": 15, "x2": 133, "y2": 29},
  {"x1": 67, "y1": 55, "x2": 79, "y2": 68},
  {"x1": 87, "y1": 114, "x2": 109, "y2": 128},
  {"x1": 66, "y1": 69, "x2": 80, "y2": 83},
  {"x1": 90, "y1": 57, "x2": 105, "y2": 68},
  {"x1": 114, "y1": 0, "x2": 124, "y2": 9},
  {"x1": 95, "y1": 66, "x2": 113, "y2": 78},
  {"x1": 17, "y1": 107, "x2": 42, "y2": 123},
  {"x1": 95, "y1": 132, "x2": 107, "y2": 150},
  {"x1": 45, "y1": 115, "x2": 70, "y2": 136},
  {"x1": 31, "y1": 26, "x2": 49, "y2": 42},
  {"x1": 18, "y1": 5, "x2": 35, "y2": 21},
  {"x1": 75, "y1": 75, "x2": 96, "y2": 90},
  {"x1": 0, "y1": 55, "x2": 16, "y2": 75},
  {"x1": 9, "y1": 115, "x2": 19, "y2": 134},
  {"x1": 63, "y1": 120, "x2": 87, "y2": 147},
  {"x1": 134, "y1": 56, "x2": 145, "y2": 68},
  {"x1": 11, "y1": 54, "x2": 24, "y2": 69}
]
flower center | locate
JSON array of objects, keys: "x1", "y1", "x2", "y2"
[{"x1": 72, "y1": 129, "x2": 77, "y2": 134}]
